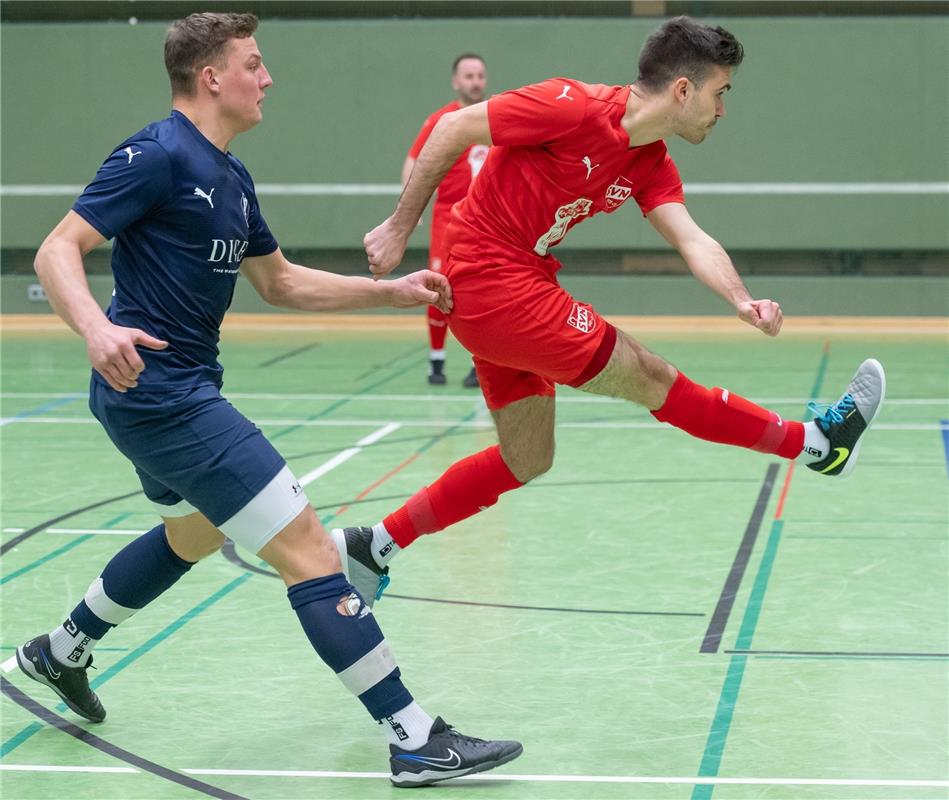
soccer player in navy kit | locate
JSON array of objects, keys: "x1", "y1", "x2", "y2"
[{"x1": 16, "y1": 13, "x2": 520, "y2": 787}]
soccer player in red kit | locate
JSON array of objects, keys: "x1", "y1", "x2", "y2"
[
  {"x1": 331, "y1": 17, "x2": 885, "y2": 590},
  {"x1": 403, "y1": 53, "x2": 488, "y2": 388}
]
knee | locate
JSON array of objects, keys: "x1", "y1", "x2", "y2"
[
  {"x1": 163, "y1": 520, "x2": 225, "y2": 563},
  {"x1": 259, "y1": 513, "x2": 341, "y2": 586},
  {"x1": 502, "y1": 443, "x2": 554, "y2": 483}
]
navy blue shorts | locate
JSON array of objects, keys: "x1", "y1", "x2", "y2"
[{"x1": 89, "y1": 378, "x2": 309, "y2": 552}]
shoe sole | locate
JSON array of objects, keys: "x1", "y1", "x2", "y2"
[
  {"x1": 390, "y1": 743, "x2": 523, "y2": 787},
  {"x1": 838, "y1": 358, "x2": 886, "y2": 478},
  {"x1": 15, "y1": 646, "x2": 106, "y2": 723},
  {"x1": 330, "y1": 528, "x2": 380, "y2": 609}
]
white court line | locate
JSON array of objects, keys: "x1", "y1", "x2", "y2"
[
  {"x1": 4, "y1": 182, "x2": 948, "y2": 196},
  {"x1": 2, "y1": 527, "x2": 140, "y2": 536},
  {"x1": 0, "y1": 764, "x2": 944, "y2": 787},
  {"x1": 2, "y1": 427, "x2": 403, "y2": 527},
  {"x1": 1, "y1": 655, "x2": 18, "y2": 673},
  {"x1": 0, "y1": 765, "x2": 138, "y2": 773},
  {"x1": 183, "y1": 768, "x2": 949, "y2": 787},
  {"x1": 0, "y1": 416, "x2": 942, "y2": 432},
  {"x1": 297, "y1": 423, "x2": 401, "y2": 487},
  {"x1": 2, "y1": 391, "x2": 947, "y2": 406}
]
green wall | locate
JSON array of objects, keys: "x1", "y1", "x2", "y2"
[
  {"x1": 2, "y1": 17, "x2": 948, "y2": 251},
  {"x1": 4, "y1": 274, "x2": 947, "y2": 317}
]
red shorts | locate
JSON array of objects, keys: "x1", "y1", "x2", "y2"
[{"x1": 445, "y1": 255, "x2": 617, "y2": 411}]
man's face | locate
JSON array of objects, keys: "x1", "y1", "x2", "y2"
[
  {"x1": 452, "y1": 58, "x2": 487, "y2": 106},
  {"x1": 215, "y1": 36, "x2": 273, "y2": 131},
  {"x1": 676, "y1": 65, "x2": 731, "y2": 145}
]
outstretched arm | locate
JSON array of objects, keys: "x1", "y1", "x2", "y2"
[
  {"x1": 34, "y1": 210, "x2": 169, "y2": 392},
  {"x1": 365, "y1": 102, "x2": 492, "y2": 278},
  {"x1": 647, "y1": 202, "x2": 783, "y2": 336},
  {"x1": 241, "y1": 248, "x2": 452, "y2": 313}
]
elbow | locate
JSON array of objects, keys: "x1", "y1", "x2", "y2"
[
  {"x1": 33, "y1": 236, "x2": 59, "y2": 281},
  {"x1": 260, "y1": 271, "x2": 294, "y2": 308}
]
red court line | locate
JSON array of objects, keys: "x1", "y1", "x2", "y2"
[
  {"x1": 774, "y1": 462, "x2": 796, "y2": 521},
  {"x1": 333, "y1": 452, "x2": 421, "y2": 517}
]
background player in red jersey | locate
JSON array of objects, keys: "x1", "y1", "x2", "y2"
[
  {"x1": 403, "y1": 53, "x2": 488, "y2": 387},
  {"x1": 340, "y1": 17, "x2": 884, "y2": 578}
]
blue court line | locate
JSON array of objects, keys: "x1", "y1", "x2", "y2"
[
  {"x1": 0, "y1": 572, "x2": 252, "y2": 757},
  {"x1": 315, "y1": 409, "x2": 479, "y2": 529},
  {"x1": 691, "y1": 342, "x2": 830, "y2": 800},
  {"x1": 271, "y1": 350, "x2": 427, "y2": 442},
  {"x1": 0, "y1": 513, "x2": 131, "y2": 586},
  {"x1": 0, "y1": 536, "x2": 94, "y2": 585},
  {"x1": 940, "y1": 420, "x2": 949, "y2": 478},
  {"x1": 4, "y1": 396, "x2": 79, "y2": 421},
  {"x1": 693, "y1": 521, "x2": 784, "y2": 797},
  {"x1": 0, "y1": 722, "x2": 43, "y2": 758}
]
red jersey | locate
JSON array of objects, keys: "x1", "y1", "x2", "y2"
[
  {"x1": 447, "y1": 78, "x2": 685, "y2": 264},
  {"x1": 408, "y1": 100, "x2": 489, "y2": 213}
]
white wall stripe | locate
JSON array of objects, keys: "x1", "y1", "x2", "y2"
[{"x1": 2, "y1": 182, "x2": 948, "y2": 197}]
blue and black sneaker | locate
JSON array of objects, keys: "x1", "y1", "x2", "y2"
[
  {"x1": 389, "y1": 716, "x2": 523, "y2": 787},
  {"x1": 806, "y1": 358, "x2": 886, "y2": 477},
  {"x1": 16, "y1": 634, "x2": 106, "y2": 722},
  {"x1": 330, "y1": 527, "x2": 390, "y2": 608}
]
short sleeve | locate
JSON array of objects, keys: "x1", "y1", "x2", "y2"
[
  {"x1": 72, "y1": 139, "x2": 173, "y2": 239},
  {"x1": 634, "y1": 148, "x2": 685, "y2": 216},
  {"x1": 408, "y1": 112, "x2": 439, "y2": 158},
  {"x1": 488, "y1": 78, "x2": 587, "y2": 147},
  {"x1": 245, "y1": 191, "x2": 278, "y2": 257}
]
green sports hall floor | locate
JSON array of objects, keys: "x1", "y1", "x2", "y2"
[{"x1": 1, "y1": 315, "x2": 947, "y2": 800}]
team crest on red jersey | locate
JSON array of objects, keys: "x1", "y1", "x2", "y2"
[
  {"x1": 605, "y1": 177, "x2": 633, "y2": 210},
  {"x1": 567, "y1": 303, "x2": 597, "y2": 334}
]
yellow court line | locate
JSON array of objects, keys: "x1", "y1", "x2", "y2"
[{"x1": 1, "y1": 313, "x2": 947, "y2": 335}]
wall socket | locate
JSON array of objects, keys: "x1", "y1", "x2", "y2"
[{"x1": 27, "y1": 283, "x2": 48, "y2": 303}]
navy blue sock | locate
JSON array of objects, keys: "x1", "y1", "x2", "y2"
[
  {"x1": 289, "y1": 573, "x2": 413, "y2": 719},
  {"x1": 51, "y1": 525, "x2": 193, "y2": 665}
]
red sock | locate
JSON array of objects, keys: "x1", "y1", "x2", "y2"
[
  {"x1": 427, "y1": 306, "x2": 448, "y2": 351},
  {"x1": 652, "y1": 371, "x2": 803, "y2": 459},
  {"x1": 383, "y1": 445, "x2": 523, "y2": 548}
]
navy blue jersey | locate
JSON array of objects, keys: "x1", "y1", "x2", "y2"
[{"x1": 74, "y1": 110, "x2": 278, "y2": 390}]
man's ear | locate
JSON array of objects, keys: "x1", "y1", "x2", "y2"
[
  {"x1": 671, "y1": 76, "x2": 691, "y2": 104},
  {"x1": 199, "y1": 65, "x2": 220, "y2": 94}
]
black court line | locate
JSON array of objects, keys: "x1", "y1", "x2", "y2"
[
  {"x1": 0, "y1": 489, "x2": 143, "y2": 556},
  {"x1": 257, "y1": 341, "x2": 320, "y2": 368},
  {"x1": 727, "y1": 648, "x2": 949, "y2": 658},
  {"x1": 220, "y1": 542, "x2": 703, "y2": 617},
  {"x1": 1, "y1": 678, "x2": 248, "y2": 800},
  {"x1": 384, "y1": 593, "x2": 705, "y2": 617},
  {"x1": 700, "y1": 463, "x2": 780, "y2": 654}
]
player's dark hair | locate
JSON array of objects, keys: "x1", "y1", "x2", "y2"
[
  {"x1": 636, "y1": 16, "x2": 743, "y2": 92},
  {"x1": 452, "y1": 53, "x2": 486, "y2": 73},
  {"x1": 165, "y1": 12, "x2": 259, "y2": 97}
]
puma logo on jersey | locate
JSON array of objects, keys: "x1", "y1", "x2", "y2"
[
  {"x1": 555, "y1": 84, "x2": 574, "y2": 101},
  {"x1": 123, "y1": 147, "x2": 142, "y2": 164},
  {"x1": 582, "y1": 156, "x2": 599, "y2": 180},
  {"x1": 193, "y1": 186, "x2": 215, "y2": 208}
]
